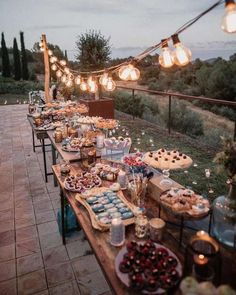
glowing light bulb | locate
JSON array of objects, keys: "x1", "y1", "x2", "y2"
[
  {"x1": 64, "y1": 67, "x2": 70, "y2": 74},
  {"x1": 39, "y1": 41, "x2": 43, "y2": 48},
  {"x1": 118, "y1": 65, "x2": 132, "y2": 81},
  {"x1": 118, "y1": 64, "x2": 140, "y2": 81},
  {"x1": 60, "y1": 60, "x2": 67, "y2": 66},
  {"x1": 87, "y1": 76, "x2": 94, "y2": 87},
  {"x1": 50, "y1": 56, "x2": 57, "y2": 63},
  {"x1": 48, "y1": 49, "x2": 53, "y2": 56},
  {"x1": 89, "y1": 80, "x2": 98, "y2": 93},
  {"x1": 61, "y1": 75, "x2": 67, "y2": 83},
  {"x1": 66, "y1": 79, "x2": 73, "y2": 87},
  {"x1": 159, "y1": 39, "x2": 174, "y2": 68},
  {"x1": 104, "y1": 77, "x2": 116, "y2": 91},
  {"x1": 51, "y1": 64, "x2": 57, "y2": 71},
  {"x1": 221, "y1": 0, "x2": 236, "y2": 33},
  {"x1": 171, "y1": 34, "x2": 191, "y2": 66},
  {"x1": 75, "y1": 75, "x2": 81, "y2": 85},
  {"x1": 80, "y1": 80, "x2": 87, "y2": 91},
  {"x1": 56, "y1": 70, "x2": 62, "y2": 78},
  {"x1": 40, "y1": 47, "x2": 45, "y2": 52},
  {"x1": 130, "y1": 67, "x2": 140, "y2": 81},
  {"x1": 99, "y1": 72, "x2": 109, "y2": 86}
]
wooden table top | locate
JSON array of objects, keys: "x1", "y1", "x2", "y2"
[
  {"x1": 52, "y1": 162, "x2": 184, "y2": 295},
  {"x1": 27, "y1": 115, "x2": 49, "y2": 139}
]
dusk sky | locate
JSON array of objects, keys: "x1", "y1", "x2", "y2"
[{"x1": 1, "y1": 0, "x2": 236, "y2": 60}]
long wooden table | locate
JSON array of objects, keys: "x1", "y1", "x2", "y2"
[{"x1": 52, "y1": 162, "x2": 184, "y2": 295}]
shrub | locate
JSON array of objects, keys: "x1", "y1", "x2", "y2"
[
  {"x1": 160, "y1": 100, "x2": 204, "y2": 137},
  {"x1": 201, "y1": 127, "x2": 231, "y2": 148},
  {"x1": 0, "y1": 80, "x2": 43, "y2": 94}
]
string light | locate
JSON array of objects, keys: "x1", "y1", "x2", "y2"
[
  {"x1": 221, "y1": 0, "x2": 236, "y2": 33},
  {"x1": 159, "y1": 39, "x2": 174, "y2": 68},
  {"x1": 40, "y1": 1, "x2": 233, "y2": 92},
  {"x1": 61, "y1": 75, "x2": 67, "y2": 83},
  {"x1": 99, "y1": 72, "x2": 109, "y2": 86},
  {"x1": 103, "y1": 77, "x2": 116, "y2": 91},
  {"x1": 80, "y1": 79, "x2": 88, "y2": 91},
  {"x1": 75, "y1": 75, "x2": 81, "y2": 85},
  {"x1": 60, "y1": 60, "x2": 67, "y2": 66},
  {"x1": 56, "y1": 70, "x2": 62, "y2": 78},
  {"x1": 64, "y1": 67, "x2": 70, "y2": 74},
  {"x1": 50, "y1": 56, "x2": 57, "y2": 63},
  {"x1": 118, "y1": 64, "x2": 140, "y2": 81},
  {"x1": 88, "y1": 79, "x2": 98, "y2": 93},
  {"x1": 51, "y1": 64, "x2": 57, "y2": 71},
  {"x1": 171, "y1": 34, "x2": 192, "y2": 66},
  {"x1": 66, "y1": 79, "x2": 73, "y2": 87}
]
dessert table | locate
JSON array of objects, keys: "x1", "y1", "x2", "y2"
[{"x1": 52, "y1": 162, "x2": 184, "y2": 295}]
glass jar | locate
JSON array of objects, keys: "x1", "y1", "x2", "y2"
[
  {"x1": 212, "y1": 182, "x2": 236, "y2": 248},
  {"x1": 54, "y1": 128, "x2": 63, "y2": 143},
  {"x1": 60, "y1": 161, "x2": 71, "y2": 176},
  {"x1": 135, "y1": 213, "x2": 148, "y2": 238},
  {"x1": 110, "y1": 217, "x2": 125, "y2": 247}
]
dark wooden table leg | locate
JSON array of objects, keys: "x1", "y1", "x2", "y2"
[
  {"x1": 32, "y1": 129, "x2": 35, "y2": 152},
  {"x1": 42, "y1": 138, "x2": 48, "y2": 183},
  {"x1": 60, "y1": 189, "x2": 66, "y2": 245},
  {"x1": 179, "y1": 216, "x2": 184, "y2": 247},
  {"x1": 52, "y1": 145, "x2": 58, "y2": 187},
  {"x1": 208, "y1": 209, "x2": 213, "y2": 234}
]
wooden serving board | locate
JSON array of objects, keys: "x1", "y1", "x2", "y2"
[{"x1": 75, "y1": 187, "x2": 137, "y2": 231}]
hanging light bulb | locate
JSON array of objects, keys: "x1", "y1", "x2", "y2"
[
  {"x1": 87, "y1": 76, "x2": 94, "y2": 87},
  {"x1": 171, "y1": 34, "x2": 191, "y2": 66},
  {"x1": 118, "y1": 65, "x2": 132, "y2": 81},
  {"x1": 159, "y1": 39, "x2": 174, "y2": 68},
  {"x1": 66, "y1": 79, "x2": 73, "y2": 87},
  {"x1": 130, "y1": 66, "x2": 140, "y2": 81},
  {"x1": 88, "y1": 80, "x2": 98, "y2": 93},
  {"x1": 61, "y1": 75, "x2": 67, "y2": 83},
  {"x1": 48, "y1": 49, "x2": 53, "y2": 56},
  {"x1": 221, "y1": 0, "x2": 236, "y2": 33},
  {"x1": 75, "y1": 75, "x2": 81, "y2": 85},
  {"x1": 56, "y1": 70, "x2": 62, "y2": 78},
  {"x1": 51, "y1": 64, "x2": 57, "y2": 71},
  {"x1": 64, "y1": 67, "x2": 70, "y2": 74},
  {"x1": 99, "y1": 72, "x2": 109, "y2": 86},
  {"x1": 50, "y1": 56, "x2": 57, "y2": 63},
  {"x1": 80, "y1": 80, "x2": 87, "y2": 91},
  {"x1": 104, "y1": 77, "x2": 116, "y2": 91},
  {"x1": 60, "y1": 60, "x2": 67, "y2": 66},
  {"x1": 40, "y1": 47, "x2": 45, "y2": 52},
  {"x1": 118, "y1": 64, "x2": 140, "y2": 81}
]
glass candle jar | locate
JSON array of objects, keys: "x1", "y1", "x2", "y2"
[
  {"x1": 60, "y1": 161, "x2": 71, "y2": 176},
  {"x1": 110, "y1": 217, "x2": 125, "y2": 246},
  {"x1": 135, "y1": 214, "x2": 148, "y2": 238},
  {"x1": 55, "y1": 128, "x2": 63, "y2": 143}
]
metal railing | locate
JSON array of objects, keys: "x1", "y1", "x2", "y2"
[{"x1": 116, "y1": 85, "x2": 236, "y2": 140}]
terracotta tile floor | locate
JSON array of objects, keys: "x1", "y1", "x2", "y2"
[{"x1": 0, "y1": 105, "x2": 112, "y2": 295}]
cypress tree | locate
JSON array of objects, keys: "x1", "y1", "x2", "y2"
[
  {"x1": 1, "y1": 32, "x2": 11, "y2": 77},
  {"x1": 64, "y1": 50, "x2": 68, "y2": 61},
  {"x1": 20, "y1": 31, "x2": 29, "y2": 80},
  {"x1": 13, "y1": 38, "x2": 21, "y2": 80}
]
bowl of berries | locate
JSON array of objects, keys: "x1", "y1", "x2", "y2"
[
  {"x1": 115, "y1": 240, "x2": 182, "y2": 294},
  {"x1": 122, "y1": 153, "x2": 147, "y2": 174}
]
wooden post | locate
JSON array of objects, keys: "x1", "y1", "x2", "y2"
[
  {"x1": 41, "y1": 34, "x2": 50, "y2": 103},
  {"x1": 168, "y1": 94, "x2": 172, "y2": 135}
]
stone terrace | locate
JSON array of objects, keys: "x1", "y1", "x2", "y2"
[{"x1": 0, "y1": 105, "x2": 111, "y2": 295}]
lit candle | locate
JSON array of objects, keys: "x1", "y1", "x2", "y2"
[{"x1": 193, "y1": 254, "x2": 214, "y2": 281}]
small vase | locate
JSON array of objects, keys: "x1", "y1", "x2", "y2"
[{"x1": 212, "y1": 182, "x2": 236, "y2": 248}]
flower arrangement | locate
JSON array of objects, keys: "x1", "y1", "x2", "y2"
[{"x1": 214, "y1": 138, "x2": 236, "y2": 183}]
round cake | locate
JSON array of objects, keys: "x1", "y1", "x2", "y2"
[{"x1": 143, "y1": 148, "x2": 193, "y2": 170}]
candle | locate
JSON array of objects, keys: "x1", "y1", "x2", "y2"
[
  {"x1": 193, "y1": 254, "x2": 214, "y2": 281},
  {"x1": 110, "y1": 217, "x2": 125, "y2": 247},
  {"x1": 205, "y1": 169, "x2": 210, "y2": 178}
]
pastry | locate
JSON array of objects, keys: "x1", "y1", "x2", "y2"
[{"x1": 143, "y1": 149, "x2": 193, "y2": 170}]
